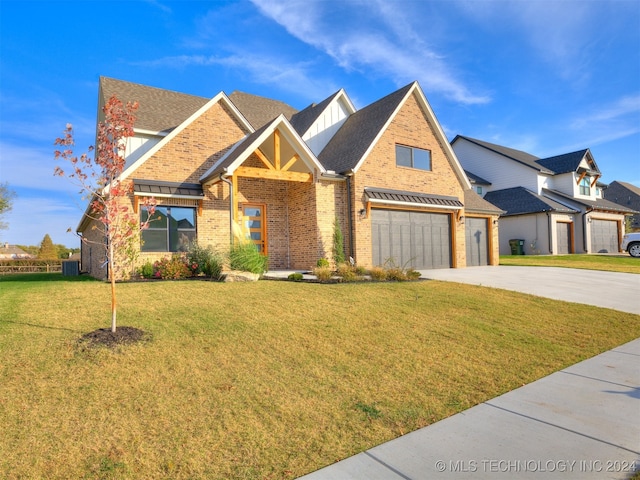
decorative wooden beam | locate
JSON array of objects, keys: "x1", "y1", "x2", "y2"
[
  {"x1": 232, "y1": 173, "x2": 238, "y2": 223},
  {"x1": 590, "y1": 174, "x2": 600, "y2": 187},
  {"x1": 235, "y1": 166, "x2": 312, "y2": 182},
  {"x1": 281, "y1": 154, "x2": 299, "y2": 172},
  {"x1": 254, "y1": 148, "x2": 275, "y2": 170},
  {"x1": 133, "y1": 195, "x2": 140, "y2": 214},
  {"x1": 198, "y1": 200, "x2": 203, "y2": 217},
  {"x1": 274, "y1": 129, "x2": 281, "y2": 171},
  {"x1": 576, "y1": 170, "x2": 587, "y2": 185}
]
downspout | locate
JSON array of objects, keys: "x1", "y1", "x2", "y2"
[
  {"x1": 345, "y1": 170, "x2": 355, "y2": 259},
  {"x1": 220, "y1": 173, "x2": 234, "y2": 244},
  {"x1": 547, "y1": 212, "x2": 553, "y2": 254}
]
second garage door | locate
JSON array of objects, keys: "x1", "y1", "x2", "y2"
[
  {"x1": 590, "y1": 219, "x2": 619, "y2": 253},
  {"x1": 371, "y1": 209, "x2": 451, "y2": 269},
  {"x1": 465, "y1": 217, "x2": 489, "y2": 266}
]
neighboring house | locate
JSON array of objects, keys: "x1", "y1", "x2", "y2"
[
  {"x1": 0, "y1": 243, "x2": 32, "y2": 259},
  {"x1": 603, "y1": 181, "x2": 640, "y2": 231},
  {"x1": 451, "y1": 136, "x2": 636, "y2": 255},
  {"x1": 79, "y1": 77, "x2": 502, "y2": 279}
]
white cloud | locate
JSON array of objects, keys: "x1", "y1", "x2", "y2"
[{"x1": 250, "y1": 0, "x2": 490, "y2": 105}]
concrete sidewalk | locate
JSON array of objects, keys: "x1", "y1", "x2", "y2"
[{"x1": 299, "y1": 338, "x2": 640, "y2": 479}]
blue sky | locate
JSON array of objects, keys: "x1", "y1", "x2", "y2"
[{"x1": 1, "y1": 0, "x2": 639, "y2": 248}]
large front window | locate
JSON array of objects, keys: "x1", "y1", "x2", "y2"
[
  {"x1": 396, "y1": 144, "x2": 432, "y2": 171},
  {"x1": 141, "y1": 206, "x2": 196, "y2": 252},
  {"x1": 579, "y1": 177, "x2": 591, "y2": 196}
]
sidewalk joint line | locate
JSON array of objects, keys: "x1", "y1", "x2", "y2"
[
  {"x1": 559, "y1": 370, "x2": 639, "y2": 389},
  {"x1": 611, "y1": 349, "x2": 640, "y2": 358},
  {"x1": 363, "y1": 451, "x2": 413, "y2": 480},
  {"x1": 484, "y1": 402, "x2": 640, "y2": 456}
]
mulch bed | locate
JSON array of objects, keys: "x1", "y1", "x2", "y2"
[{"x1": 78, "y1": 326, "x2": 151, "y2": 348}]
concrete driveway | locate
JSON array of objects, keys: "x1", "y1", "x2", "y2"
[{"x1": 419, "y1": 266, "x2": 640, "y2": 315}]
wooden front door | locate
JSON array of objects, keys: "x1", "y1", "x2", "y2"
[{"x1": 242, "y1": 204, "x2": 267, "y2": 253}]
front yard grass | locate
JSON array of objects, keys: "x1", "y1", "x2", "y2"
[
  {"x1": 500, "y1": 254, "x2": 640, "y2": 273},
  {"x1": 1, "y1": 274, "x2": 639, "y2": 479}
]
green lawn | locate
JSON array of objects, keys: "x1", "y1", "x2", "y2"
[
  {"x1": 500, "y1": 254, "x2": 640, "y2": 273},
  {"x1": 1, "y1": 274, "x2": 639, "y2": 479}
]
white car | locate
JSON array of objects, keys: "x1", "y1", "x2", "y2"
[{"x1": 621, "y1": 232, "x2": 640, "y2": 257}]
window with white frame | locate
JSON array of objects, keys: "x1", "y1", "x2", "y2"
[{"x1": 579, "y1": 177, "x2": 591, "y2": 196}]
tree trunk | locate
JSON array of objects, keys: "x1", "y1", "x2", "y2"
[{"x1": 109, "y1": 240, "x2": 117, "y2": 333}]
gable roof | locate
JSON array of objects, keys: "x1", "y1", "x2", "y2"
[
  {"x1": 99, "y1": 77, "x2": 209, "y2": 133},
  {"x1": 484, "y1": 187, "x2": 578, "y2": 216},
  {"x1": 319, "y1": 82, "x2": 471, "y2": 188},
  {"x1": 200, "y1": 114, "x2": 324, "y2": 184},
  {"x1": 318, "y1": 83, "x2": 414, "y2": 174},
  {"x1": 452, "y1": 135, "x2": 550, "y2": 173},
  {"x1": 228, "y1": 91, "x2": 297, "y2": 129},
  {"x1": 117, "y1": 91, "x2": 253, "y2": 184},
  {"x1": 536, "y1": 149, "x2": 595, "y2": 174},
  {"x1": 290, "y1": 91, "x2": 343, "y2": 136},
  {"x1": 543, "y1": 188, "x2": 638, "y2": 214}
]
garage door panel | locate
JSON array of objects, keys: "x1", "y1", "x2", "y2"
[
  {"x1": 371, "y1": 209, "x2": 451, "y2": 269},
  {"x1": 556, "y1": 222, "x2": 571, "y2": 254},
  {"x1": 590, "y1": 219, "x2": 618, "y2": 253},
  {"x1": 465, "y1": 217, "x2": 489, "y2": 266}
]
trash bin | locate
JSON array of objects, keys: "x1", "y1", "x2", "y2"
[{"x1": 509, "y1": 239, "x2": 525, "y2": 255}]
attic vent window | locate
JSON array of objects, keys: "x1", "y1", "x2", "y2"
[{"x1": 396, "y1": 144, "x2": 431, "y2": 171}]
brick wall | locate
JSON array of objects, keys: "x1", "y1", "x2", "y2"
[{"x1": 351, "y1": 91, "x2": 467, "y2": 268}]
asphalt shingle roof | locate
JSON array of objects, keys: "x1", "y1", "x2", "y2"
[
  {"x1": 463, "y1": 189, "x2": 503, "y2": 214},
  {"x1": 100, "y1": 77, "x2": 209, "y2": 133},
  {"x1": 484, "y1": 187, "x2": 577, "y2": 216},
  {"x1": 536, "y1": 150, "x2": 591, "y2": 174},
  {"x1": 228, "y1": 91, "x2": 297, "y2": 129},
  {"x1": 465, "y1": 170, "x2": 491, "y2": 185},
  {"x1": 319, "y1": 82, "x2": 414, "y2": 174},
  {"x1": 454, "y1": 135, "x2": 549, "y2": 173},
  {"x1": 543, "y1": 188, "x2": 638, "y2": 214}
]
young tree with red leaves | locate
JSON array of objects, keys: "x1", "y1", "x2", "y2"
[{"x1": 54, "y1": 95, "x2": 155, "y2": 333}]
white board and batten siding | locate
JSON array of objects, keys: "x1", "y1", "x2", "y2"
[
  {"x1": 124, "y1": 133, "x2": 164, "y2": 169},
  {"x1": 452, "y1": 139, "x2": 541, "y2": 193},
  {"x1": 302, "y1": 98, "x2": 350, "y2": 156}
]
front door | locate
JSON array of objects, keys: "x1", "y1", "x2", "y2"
[{"x1": 242, "y1": 204, "x2": 267, "y2": 253}]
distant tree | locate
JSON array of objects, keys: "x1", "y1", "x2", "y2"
[
  {"x1": 0, "y1": 182, "x2": 16, "y2": 231},
  {"x1": 38, "y1": 234, "x2": 58, "y2": 260},
  {"x1": 17, "y1": 245, "x2": 39, "y2": 256},
  {"x1": 54, "y1": 95, "x2": 155, "y2": 333}
]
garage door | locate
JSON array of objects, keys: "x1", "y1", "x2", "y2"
[
  {"x1": 465, "y1": 217, "x2": 489, "y2": 266},
  {"x1": 590, "y1": 219, "x2": 619, "y2": 253},
  {"x1": 371, "y1": 209, "x2": 451, "y2": 269},
  {"x1": 556, "y1": 222, "x2": 571, "y2": 254}
]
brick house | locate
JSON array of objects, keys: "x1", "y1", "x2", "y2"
[{"x1": 78, "y1": 77, "x2": 501, "y2": 279}]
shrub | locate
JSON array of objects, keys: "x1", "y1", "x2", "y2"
[
  {"x1": 313, "y1": 266, "x2": 334, "y2": 282},
  {"x1": 369, "y1": 266, "x2": 388, "y2": 281},
  {"x1": 385, "y1": 267, "x2": 407, "y2": 281},
  {"x1": 287, "y1": 272, "x2": 303, "y2": 282},
  {"x1": 139, "y1": 261, "x2": 154, "y2": 279},
  {"x1": 154, "y1": 256, "x2": 190, "y2": 280},
  {"x1": 186, "y1": 243, "x2": 223, "y2": 279},
  {"x1": 405, "y1": 268, "x2": 422, "y2": 281},
  {"x1": 229, "y1": 243, "x2": 268, "y2": 274},
  {"x1": 316, "y1": 258, "x2": 330, "y2": 268},
  {"x1": 336, "y1": 262, "x2": 362, "y2": 282}
]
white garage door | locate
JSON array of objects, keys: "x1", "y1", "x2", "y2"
[
  {"x1": 590, "y1": 219, "x2": 618, "y2": 253},
  {"x1": 371, "y1": 209, "x2": 451, "y2": 269},
  {"x1": 465, "y1": 217, "x2": 489, "y2": 266}
]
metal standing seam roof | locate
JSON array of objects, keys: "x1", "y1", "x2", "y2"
[
  {"x1": 365, "y1": 187, "x2": 463, "y2": 208},
  {"x1": 133, "y1": 179, "x2": 204, "y2": 197}
]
